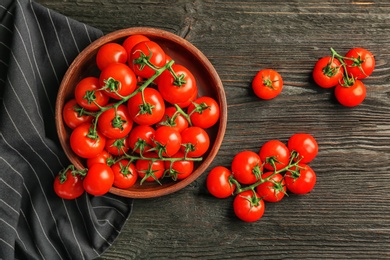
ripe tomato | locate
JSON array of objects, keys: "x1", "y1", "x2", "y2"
[
  {"x1": 233, "y1": 190, "x2": 265, "y2": 222},
  {"x1": 334, "y1": 79, "x2": 366, "y2": 107},
  {"x1": 99, "y1": 63, "x2": 137, "y2": 100},
  {"x1": 176, "y1": 85, "x2": 198, "y2": 108},
  {"x1": 255, "y1": 172, "x2": 286, "y2": 202},
  {"x1": 259, "y1": 140, "x2": 290, "y2": 171},
  {"x1": 152, "y1": 126, "x2": 182, "y2": 157},
  {"x1": 157, "y1": 64, "x2": 197, "y2": 105},
  {"x1": 127, "y1": 125, "x2": 155, "y2": 154},
  {"x1": 70, "y1": 123, "x2": 106, "y2": 159},
  {"x1": 83, "y1": 163, "x2": 114, "y2": 196},
  {"x1": 157, "y1": 106, "x2": 189, "y2": 133},
  {"x1": 252, "y1": 69, "x2": 283, "y2": 100},
  {"x1": 206, "y1": 166, "x2": 236, "y2": 199},
  {"x1": 285, "y1": 163, "x2": 316, "y2": 195},
  {"x1": 98, "y1": 104, "x2": 133, "y2": 139},
  {"x1": 127, "y1": 87, "x2": 165, "y2": 125},
  {"x1": 344, "y1": 47, "x2": 375, "y2": 79},
  {"x1": 53, "y1": 168, "x2": 85, "y2": 199},
  {"x1": 130, "y1": 40, "x2": 166, "y2": 79},
  {"x1": 164, "y1": 151, "x2": 194, "y2": 180},
  {"x1": 105, "y1": 137, "x2": 130, "y2": 156},
  {"x1": 231, "y1": 150, "x2": 263, "y2": 185},
  {"x1": 180, "y1": 126, "x2": 210, "y2": 158},
  {"x1": 96, "y1": 42, "x2": 128, "y2": 71},
  {"x1": 287, "y1": 133, "x2": 318, "y2": 163},
  {"x1": 135, "y1": 153, "x2": 165, "y2": 184},
  {"x1": 187, "y1": 96, "x2": 220, "y2": 129},
  {"x1": 122, "y1": 34, "x2": 150, "y2": 58},
  {"x1": 74, "y1": 77, "x2": 109, "y2": 111},
  {"x1": 312, "y1": 56, "x2": 344, "y2": 88},
  {"x1": 111, "y1": 160, "x2": 138, "y2": 189},
  {"x1": 86, "y1": 150, "x2": 112, "y2": 168},
  {"x1": 63, "y1": 99, "x2": 93, "y2": 129}
]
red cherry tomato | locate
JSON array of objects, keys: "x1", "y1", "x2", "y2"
[
  {"x1": 175, "y1": 85, "x2": 198, "y2": 108},
  {"x1": 135, "y1": 153, "x2": 165, "y2": 184},
  {"x1": 152, "y1": 126, "x2": 182, "y2": 157},
  {"x1": 259, "y1": 140, "x2": 290, "y2": 171},
  {"x1": 344, "y1": 47, "x2": 375, "y2": 79},
  {"x1": 231, "y1": 150, "x2": 263, "y2": 185},
  {"x1": 312, "y1": 56, "x2": 344, "y2": 88},
  {"x1": 74, "y1": 77, "x2": 109, "y2": 111},
  {"x1": 99, "y1": 63, "x2": 137, "y2": 100},
  {"x1": 63, "y1": 99, "x2": 93, "y2": 129},
  {"x1": 157, "y1": 106, "x2": 189, "y2": 133},
  {"x1": 285, "y1": 163, "x2": 316, "y2": 195},
  {"x1": 187, "y1": 96, "x2": 220, "y2": 129},
  {"x1": 96, "y1": 42, "x2": 128, "y2": 71},
  {"x1": 83, "y1": 163, "x2": 114, "y2": 196},
  {"x1": 334, "y1": 79, "x2": 366, "y2": 107},
  {"x1": 157, "y1": 64, "x2": 197, "y2": 105},
  {"x1": 127, "y1": 125, "x2": 155, "y2": 154},
  {"x1": 122, "y1": 34, "x2": 150, "y2": 58},
  {"x1": 98, "y1": 104, "x2": 133, "y2": 139},
  {"x1": 111, "y1": 160, "x2": 138, "y2": 189},
  {"x1": 86, "y1": 150, "x2": 112, "y2": 168},
  {"x1": 252, "y1": 69, "x2": 283, "y2": 100},
  {"x1": 206, "y1": 166, "x2": 236, "y2": 199},
  {"x1": 105, "y1": 137, "x2": 130, "y2": 156},
  {"x1": 233, "y1": 190, "x2": 265, "y2": 222},
  {"x1": 180, "y1": 126, "x2": 210, "y2": 158},
  {"x1": 53, "y1": 168, "x2": 85, "y2": 200},
  {"x1": 130, "y1": 40, "x2": 166, "y2": 79},
  {"x1": 70, "y1": 123, "x2": 106, "y2": 159},
  {"x1": 255, "y1": 172, "x2": 286, "y2": 202},
  {"x1": 287, "y1": 133, "x2": 318, "y2": 163},
  {"x1": 164, "y1": 151, "x2": 194, "y2": 181},
  {"x1": 127, "y1": 87, "x2": 165, "y2": 125}
]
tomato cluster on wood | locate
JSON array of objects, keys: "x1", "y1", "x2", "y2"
[
  {"x1": 312, "y1": 47, "x2": 375, "y2": 107},
  {"x1": 55, "y1": 34, "x2": 221, "y2": 199},
  {"x1": 206, "y1": 133, "x2": 318, "y2": 222}
]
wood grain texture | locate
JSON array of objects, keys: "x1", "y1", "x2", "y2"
[{"x1": 38, "y1": 0, "x2": 390, "y2": 259}]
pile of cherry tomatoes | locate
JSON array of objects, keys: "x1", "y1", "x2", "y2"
[
  {"x1": 54, "y1": 34, "x2": 220, "y2": 199},
  {"x1": 206, "y1": 133, "x2": 318, "y2": 222},
  {"x1": 313, "y1": 47, "x2": 375, "y2": 107}
]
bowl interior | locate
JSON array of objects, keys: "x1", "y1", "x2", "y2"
[{"x1": 56, "y1": 27, "x2": 227, "y2": 198}]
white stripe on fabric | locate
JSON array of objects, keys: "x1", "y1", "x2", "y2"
[
  {"x1": 47, "y1": 9, "x2": 69, "y2": 67},
  {"x1": 0, "y1": 177, "x2": 22, "y2": 197},
  {"x1": 19, "y1": 209, "x2": 45, "y2": 260},
  {"x1": 96, "y1": 219, "x2": 121, "y2": 233},
  {"x1": 0, "y1": 238, "x2": 14, "y2": 250},
  {"x1": 66, "y1": 17, "x2": 81, "y2": 54},
  {"x1": 0, "y1": 199, "x2": 19, "y2": 216},
  {"x1": 0, "y1": 218, "x2": 27, "y2": 251},
  {"x1": 93, "y1": 206, "x2": 126, "y2": 219},
  {"x1": 83, "y1": 24, "x2": 93, "y2": 44}
]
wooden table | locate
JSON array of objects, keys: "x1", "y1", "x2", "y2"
[{"x1": 38, "y1": 0, "x2": 390, "y2": 259}]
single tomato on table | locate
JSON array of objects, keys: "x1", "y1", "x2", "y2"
[
  {"x1": 334, "y1": 79, "x2": 366, "y2": 107},
  {"x1": 233, "y1": 190, "x2": 265, "y2": 222},
  {"x1": 252, "y1": 69, "x2": 283, "y2": 100}
]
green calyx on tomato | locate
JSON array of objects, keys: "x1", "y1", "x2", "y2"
[{"x1": 58, "y1": 164, "x2": 87, "y2": 184}]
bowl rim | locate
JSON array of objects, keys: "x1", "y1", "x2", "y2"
[{"x1": 55, "y1": 27, "x2": 227, "y2": 199}]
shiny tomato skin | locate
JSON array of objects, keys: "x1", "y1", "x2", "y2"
[
  {"x1": 206, "y1": 166, "x2": 236, "y2": 198},
  {"x1": 252, "y1": 69, "x2": 283, "y2": 100},
  {"x1": 70, "y1": 123, "x2": 106, "y2": 159},
  {"x1": 312, "y1": 56, "x2": 344, "y2": 88},
  {"x1": 157, "y1": 106, "x2": 189, "y2": 133},
  {"x1": 53, "y1": 169, "x2": 84, "y2": 200},
  {"x1": 344, "y1": 47, "x2": 375, "y2": 79},
  {"x1": 180, "y1": 126, "x2": 210, "y2": 158},
  {"x1": 86, "y1": 150, "x2": 112, "y2": 168},
  {"x1": 63, "y1": 99, "x2": 93, "y2": 129},
  {"x1": 259, "y1": 140, "x2": 290, "y2": 171},
  {"x1": 157, "y1": 64, "x2": 197, "y2": 105},
  {"x1": 130, "y1": 40, "x2": 166, "y2": 79},
  {"x1": 99, "y1": 63, "x2": 137, "y2": 100},
  {"x1": 123, "y1": 34, "x2": 150, "y2": 58},
  {"x1": 74, "y1": 77, "x2": 109, "y2": 111},
  {"x1": 152, "y1": 126, "x2": 182, "y2": 157},
  {"x1": 83, "y1": 163, "x2": 114, "y2": 196},
  {"x1": 127, "y1": 88, "x2": 165, "y2": 125},
  {"x1": 187, "y1": 96, "x2": 220, "y2": 129},
  {"x1": 98, "y1": 104, "x2": 133, "y2": 139},
  {"x1": 111, "y1": 160, "x2": 138, "y2": 189},
  {"x1": 176, "y1": 85, "x2": 198, "y2": 108},
  {"x1": 127, "y1": 125, "x2": 155, "y2": 154},
  {"x1": 334, "y1": 79, "x2": 366, "y2": 107},
  {"x1": 233, "y1": 190, "x2": 265, "y2": 222},
  {"x1": 231, "y1": 150, "x2": 263, "y2": 185},
  {"x1": 285, "y1": 163, "x2": 316, "y2": 195},
  {"x1": 287, "y1": 133, "x2": 318, "y2": 163},
  {"x1": 164, "y1": 151, "x2": 194, "y2": 181},
  {"x1": 255, "y1": 172, "x2": 286, "y2": 202},
  {"x1": 105, "y1": 137, "x2": 130, "y2": 156},
  {"x1": 96, "y1": 42, "x2": 128, "y2": 71},
  {"x1": 135, "y1": 153, "x2": 165, "y2": 183}
]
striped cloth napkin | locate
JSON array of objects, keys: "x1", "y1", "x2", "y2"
[{"x1": 0, "y1": 0, "x2": 133, "y2": 259}]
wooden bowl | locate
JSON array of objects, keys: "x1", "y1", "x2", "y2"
[{"x1": 55, "y1": 27, "x2": 227, "y2": 198}]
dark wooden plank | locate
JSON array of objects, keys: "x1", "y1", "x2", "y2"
[{"x1": 38, "y1": 0, "x2": 390, "y2": 259}]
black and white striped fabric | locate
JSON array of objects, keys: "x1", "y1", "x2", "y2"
[{"x1": 0, "y1": 0, "x2": 133, "y2": 259}]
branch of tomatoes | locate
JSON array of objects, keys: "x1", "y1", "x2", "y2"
[{"x1": 206, "y1": 133, "x2": 318, "y2": 223}]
